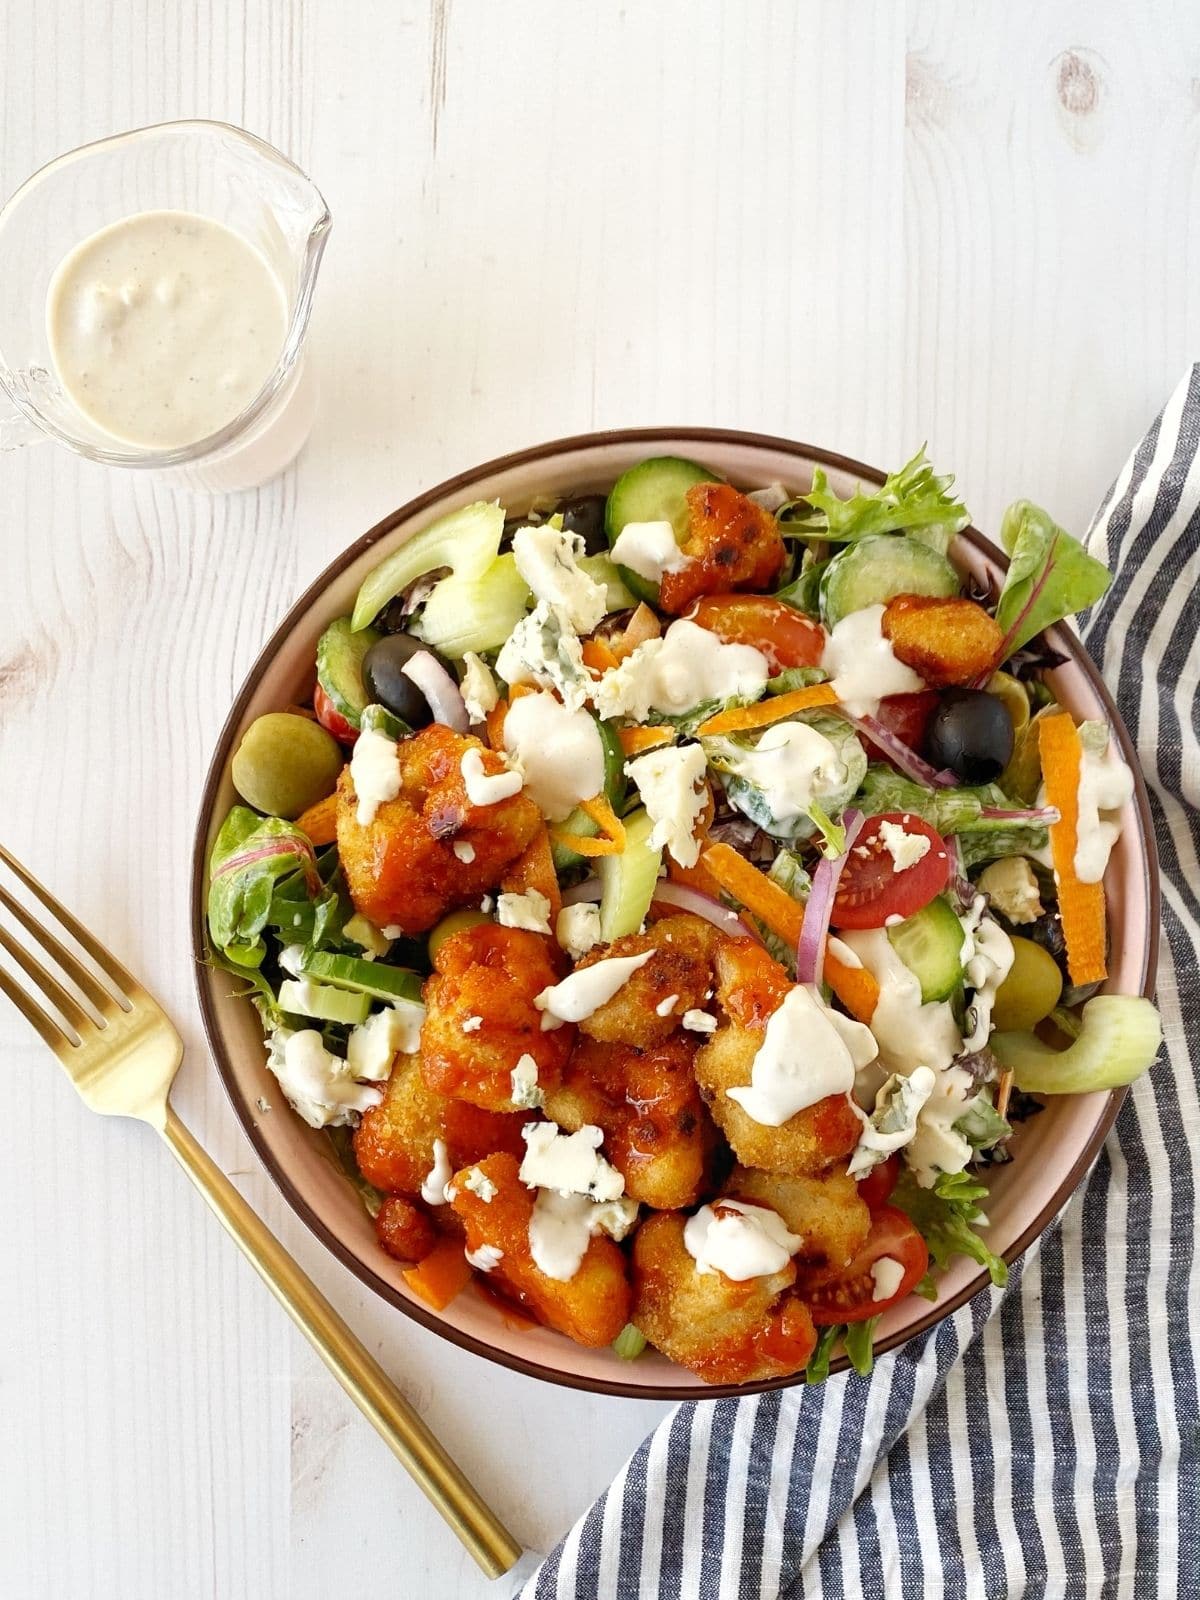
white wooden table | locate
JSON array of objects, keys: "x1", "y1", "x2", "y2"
[{"x1": 1, "y1": 4, "x2": 1195, "y2": 1597}]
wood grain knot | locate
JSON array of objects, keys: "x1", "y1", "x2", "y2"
[
  {"x1": 0, "y1": 645, "x2": 40, "y2": 711},
  {"x1": 905, "y1": 53, "x2": 950, "y2": 127},
  {"x1": 1055, "y1": 49, "x2": 1101, "y2": 118}
]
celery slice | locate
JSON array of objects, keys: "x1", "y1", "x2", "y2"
[
  {"x1": 990, "y1": 995, "x2": 1162, "y2": 1095},
  {"x1": 412, "y1": 553, "x2": 531, "y2": 659},
  {"x1": 351, "y1": 500, "x2": 505, "y2": 631},
  {"x1": 597, "y1": 807, "x2": 662, "y2": 941}
]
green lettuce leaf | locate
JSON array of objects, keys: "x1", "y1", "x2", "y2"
[
  {"x1": 766, "y1": 665, "x2": 829, "y2": 695},
  {"x1": 893, "y1": 1168, "x2": 1008, "y2": 1291},
  {"x1": 774, "y1": 556, "x2": 830, "y2": 616},
  {"x1": 207, "y1": 806, "x2": 328, "y2": 970},
  {"x1": 855, "y1": 767, "x2": 1048, "y2": 864},
  {"x1": 958, "y1": 822, "x2": 1049, "y2": 871},
  {"x1": 953, "y1": 1090, "x2": 1011, "y2": 1152},
  {"x1": 779, "y1": 447, "x2": 970, "y2": 549},
  {"x1": 805, "y1": 1316, "x2": 881, "y2": 1382},
  {"x1": 993, "y1": 501, "x2": 1111, "y2": 657}
]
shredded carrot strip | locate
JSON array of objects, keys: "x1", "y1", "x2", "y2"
[
  {"x1": 666, "y1": 781, "x2": 721, "y2": 895},
  {"x1": 295, "y1": 788, "x2": 340, "y2": 847},
  {"x1": 696, "y1": 682, "x2": 838, "y2": 737},
  {"x1": 1038, "y1": 712, "x2": 1108, "y2": 986},
  {"x1": 509, "y1": 683, "x2": 536, "y2": 700},
  {"x1": 501, "y1": 825, "x2": 562, "y2": 920},
  {"x1": 551, "y1": 793, "x2": 628, "y2": 857},
  {"x1": 618, "y1": 725, "x2": 676, "y2": 756},
  {"x1": 402, "y1": 1237, "x2": 474, "y2": 1311},
  {"x1": 582, "y1": 637, "x2": 620, "y2": 675},
  {"x1": 485, "y1": 698, "x2": 508, "y2": 749},
  {"x1": 700, "y1": 843, "x2": 880, "y2": 1022}
]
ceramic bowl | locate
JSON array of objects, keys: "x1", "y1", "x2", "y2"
[{"x1": 191, "y1": 429, "x2": 1160, "y2": 1397}]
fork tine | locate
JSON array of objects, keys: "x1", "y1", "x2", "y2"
[
  {"x1": 0, "y1": 842, "x2": 137, "y2": 1006},
  {"x1": 0, "y1": 880, "x2": 122, "y2": 1017},
  {"x1": 0, "y1": 921, "x2": 94, "y2": 1033},
  {"x1": 0, "y1": 960, "x2": 76, "y2": 1051}
]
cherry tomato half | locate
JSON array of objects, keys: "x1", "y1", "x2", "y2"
[
  {"x1": 314, "y1": 682, "x2": 359, "y2": 746},
  {"x1": 855, "y1": 1153, "x2": 900, "y2": 1212},
  {"x1": 830, "y1": 812, "x2": 950, "y2": 930},
  {"x1": 857, "y1": 690, "x2": 941, "y2": 762},
  {"x1": 689, "y1": 594, "x2": 825, "y2": 674},
  {"x1": 799, "y1": 1204, "x2": 929, "y2": 1325}
]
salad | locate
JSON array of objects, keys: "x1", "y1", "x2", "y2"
[{"x1": 206, "y1": 449, "x2": 1162, "y2": 1385}]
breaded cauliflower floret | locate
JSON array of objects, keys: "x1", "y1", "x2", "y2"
[
  {"x1": 693, "y1": 1021, "x2": 861, "y2": 1176},
  {"x1": 420, "y1": 923, "x2": 574, "y2": 1111},
  {"x1": 631, "y1": 1212, "x2": 816, "y2": 1384},
  {"x1": 543, "y1": 1034, "x2": 715, "y2": 1211},
  {"x1": 448, "y1": 1153, "x2": 632, "y2": 1347},
  {"x1": 336, "y1": 724, "x2": 542, "y2": 934},
  {"x1": 352, "y1": 1052, "x2": 528, "y2": 1195},
  {"x1": 573, "y1": 914, "x2": 720, "y2": 1045},
  {"x1": 713, "y1": 937, "x2": 792, "y2": 1029},
  {"x1": 374, "y1": 1195, "x2": 438, "y2": 1264},
  {"x1": 657, "y1": 483, "x2": 787, "y2": 615},
  {"x1": 727, "y1": 1165, "x2": 870, "y2": 1275}
]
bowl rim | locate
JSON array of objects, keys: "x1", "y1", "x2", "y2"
[{"x1": 190, "y1": 425, "x2": 1161, "y2": 1399}]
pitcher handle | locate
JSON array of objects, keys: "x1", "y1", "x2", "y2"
[{"x1": 0, "y1": 395, "x2": 47, "y2": 451}]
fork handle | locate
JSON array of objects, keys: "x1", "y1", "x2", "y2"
[{"x1": 160, "y1": 1106, "x2": 524, "y2": 1579}]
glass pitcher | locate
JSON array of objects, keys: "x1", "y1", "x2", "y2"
[{"x1": 0, "y1": 120, "x2": 331, "y2": 492}]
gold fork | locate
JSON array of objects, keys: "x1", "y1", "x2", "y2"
[{"x1": 0, "y1": 840, "x2": 522, "y2": 1580}]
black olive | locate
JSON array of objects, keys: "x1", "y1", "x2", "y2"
[
  {"x1": 362, "y1": 633, "x2": 452, "y2": 729},
  {"x1": 925, "y1": 688, "x2": 1015, "y2": 782},
  {"x1": 557, "y1": 494, "x2": 609, "y2": 555}
]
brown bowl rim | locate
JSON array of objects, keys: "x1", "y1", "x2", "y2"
[{"x1": 190, "y1": 425, "x2": 1161, "y2": 1400}]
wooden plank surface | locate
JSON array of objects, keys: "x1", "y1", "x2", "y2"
[{"x1": 0, "y1": 3, "x2": 1196, "y2": 1596}]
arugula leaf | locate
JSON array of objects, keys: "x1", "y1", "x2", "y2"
[
  {"x1": 953, "y1": 1090, "x2": 1012, "y2": 1152},
  {"x1": 779, "y1": 447, "x2": 970, "y2": 549},
  {"x1": 993, "y1": 500, "x2": 1111, "y2": 657},
  {"x1": 893, "y1": 1168, "x2": 1009, "y2": 1289}
]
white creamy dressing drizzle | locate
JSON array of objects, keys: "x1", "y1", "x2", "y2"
[
  {"x1": 624, "y1": 742, "x2": 708, "y2": 868},
  {"x1": 527, "y1": 1190, "x2": 639, "y2": 1281},
  {"x1": 820, "y1": 604, "x2": 926, "y2": 717},
  {"x1": 727, "y1": 984, "x2": 878, "y2": 1127},
  {"x1": 848, "y1": 1065, "x2": 937, "y2": 1176},
  {"x1": 420, "y1": 1138, "x2": 453, "y2": 1205},
  {"x1": 683, "y1": 1200, "x2": 803, "y2": 1281},
  {"x1": 350, "y1": 720, "x2": 400, "y2": 825},
  {"x1": 465, "y1": 1243, "x2": 504, "y2": 1272},
  {"x1": 502, "y1": 690, "x2": 605, "y2": 820},
  {"x1": 265, "y1": 1029, "x2": 383, "y2": 1130},
  {"x1": 512, "y1": 524, "x2": 608, "y2": 633},
  {"x1": 1073, "y1": 723, "x2": 1135, "y2": 883},
  {"x1": 870, "y1": 1256, "x2": 906, "y2": 1302},
  {"x1": 959, "y1": 897, "x2": 1015, "y2": 1054},
  {"x1": 452, "y1": 840, "x2": 476, "y2": 864},
  {"x1": 46, "y1": 210, "x2": 289, "y2": 450},
  {"x1": 716, "y1": 721, "x2": 848, "y2": 831},
  {"x1": 460, "y1": 747, "x2": 523, "y2": 805},
  {"x1": 682, "y1": 1009, "x2": 717, "y2": 1034},
  {"x1": 609, "y1": 519, "x2": 693, "y2": 585},
  {"x1": 535, "y1": 949, "x2": 656, "y2": 1029},
  {"x1": 594, "y1": 619, "x2": 769, "y2": 721}
]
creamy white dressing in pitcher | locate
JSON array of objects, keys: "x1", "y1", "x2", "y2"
[{"x1": 46, "y1": 210, "x2": 288, "y2": 450}]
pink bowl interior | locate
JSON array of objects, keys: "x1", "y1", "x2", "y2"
[{"x1": 192, "y1": 431, "x2": 1158, "y2": 1397}]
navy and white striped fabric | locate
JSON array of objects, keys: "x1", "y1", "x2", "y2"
[{"x1": 518, "y1": 370, "x2": 1199, "y2": 1600}]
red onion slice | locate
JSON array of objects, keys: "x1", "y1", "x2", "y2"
[
  {"x1": 840, "y1": 710, "x2": 958, "y2": 788},
  {"x1": 401, "y1": 651, "x2": 469, "y2": 733},
  {"x1": 649, "y1": 880, "x2": 759, "y2": 940},
  {"x1": 978, "y1": 805, "x2": 1061, "y2": 824},
  {"x1": 561, "y1": 878, "x2": 604, "y2": 906},
  {"x1": 945, "y1": 834, "x2": 976, "y2": 912},
  {"x1": 796, "y1": 807, "x2": 865, "y2": 986},
  {"x1": 213, "y1": 835, "x2": 321, "y2": 895}
]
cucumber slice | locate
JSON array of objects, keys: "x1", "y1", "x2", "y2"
[
  {"x1": 360, "y1": 703, "x2": 411, "y2": 740},
  {"x1": 578, "y1": 553, "x2": 637, "y2": 612},
  {"x1": 991, "y1": 995, "x2": 1162, "y2": 1095},
  {"x1": 819, "y1": 534, "x2": 960, "y2": 628},
  {"x1": 886, "y1": 895, "x2": 965, "y2": 1003},
  {"x1": 550, "y1": 718, "x2": 627, "y2": 872},
  {"x1": 352, "y1": 500, "x2": 505, "y2": 631},
  {"x1": 299, "y1": 951, "x2": 424, "y2": 1005},
  {"x1": 278, "y1": 976, "x2": 372, "y2": 1026},
  {"x1": 597, "y1": 807, "x2": 663, "y2": 941},
  {"x1": 605, "y1": 456, "x2": 720, "y2": 604},
  {"x1": 316, "y1": 617, "x2": 380, "y2": 729}
]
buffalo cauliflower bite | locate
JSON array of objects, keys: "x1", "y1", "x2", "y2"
[
  {"x1": 728, "y1": 1164, "x2": 870, "y2": 1276},
  {"x1": 374, "y1": 1194, "x2": 438, "y2": 1264},
  {"x1": 352, "y1": 1052, "x2": 528, "y2": 1195},
  {"x1": 658, "y1": 483, "x2": 787, "y2": 615},
  {"x1": 420, "y1": 923, "x2": 575, "y2": 1111},
  {"x1": 336, "y1": 724, "x2": 542, "y2": 934},
  {"x1": 543, "y1": 1034, "x2": 716, "y2": 1210},
  {"x1": 572, "y1": 914, "x2": 721, "y2": 1045},
  {"x1": 448, "y1": 1153, "x2": 632, "y2": 1347},
  {"x1": 712, "y1": 936, "x2": 792, "y2": 1029},
  {"x1": 631, "y1": 1212, "x2": 816, "y2": 1384}
]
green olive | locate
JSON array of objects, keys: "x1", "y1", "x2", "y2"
[
  {"x1": 427, "y1": 907, "x2": 492, "y2": 962},
  {"x1": 987, "y1": 671, "x2": 1030, "y2": 741},
  {"x1": 231, "y1": 712, "x2": 344, "y2": 820},
  {"x1": 991, "y1": 936, "x2": 1063, "y2": 1033}
]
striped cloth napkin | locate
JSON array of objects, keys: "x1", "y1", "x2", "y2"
[{"x1": 517, "y1": 369, "x2": 1199, "y2": 1600}]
